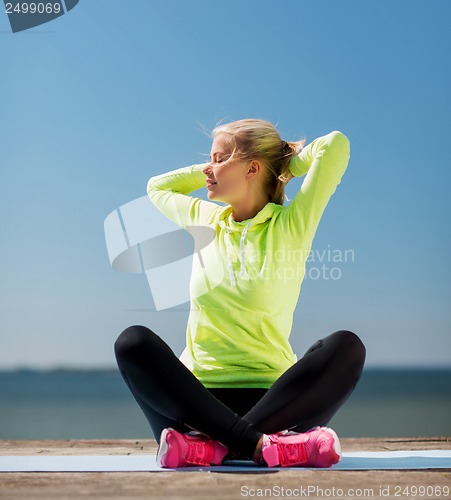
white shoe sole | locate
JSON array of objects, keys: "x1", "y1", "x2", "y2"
[
  {"x1": 324, "y1": 427, "x2": 342, "y2": 461},
  {"x1": 156, "y1": 428, "x2": 170, "y2": 467}
]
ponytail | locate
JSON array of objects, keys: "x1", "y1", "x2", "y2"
[{"x1": 267, "y1": 139, "x2": 305, "y2": 205}]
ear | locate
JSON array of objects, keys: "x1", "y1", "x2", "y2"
[{"x1": 246, "y1": 160, "x2": 262, "y2": 179}]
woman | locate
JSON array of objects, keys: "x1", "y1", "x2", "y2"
[{"x1": 114, "y1": 119, "x2": 366, "y2": 468}]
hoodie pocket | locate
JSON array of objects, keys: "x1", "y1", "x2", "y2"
[{"x1": 193, "y1": 305, "x2": 266, "y2": 349}]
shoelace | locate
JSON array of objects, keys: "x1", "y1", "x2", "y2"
[
  {"x1": 279, "y1": 442, "x2": 308, "y2": 466},
  {"x1": 185, "y1": 440, "x2": 214, "y2": 466}
]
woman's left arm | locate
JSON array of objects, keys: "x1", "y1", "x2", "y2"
[{"x1": 285, "y1": 131, "x2": 351, "y2": 242}]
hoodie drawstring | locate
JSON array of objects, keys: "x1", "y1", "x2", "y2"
[
  {"x1": 224, "y1": 221, "x2": 252, "y2": 287},
  {"x1": 224, "y1": 229, "x2": 236, "y2": 287},
  {"x1": 240, "y1": 222, "x2": 251, "y2": 277}
]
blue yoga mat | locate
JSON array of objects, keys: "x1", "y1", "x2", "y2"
[{"x1": 1, "y1": 451, "x2": 450, "y2": 472}]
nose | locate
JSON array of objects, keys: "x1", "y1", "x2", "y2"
[{"x1": 202, "y1": 163, "x2": 212, "y2": 176}]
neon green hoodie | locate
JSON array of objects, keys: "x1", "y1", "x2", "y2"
[{"x1": 147, "y1": 131, "x2": 350, "y2": 388}]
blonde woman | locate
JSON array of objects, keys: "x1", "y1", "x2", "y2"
[{"x1": 114, "y1": 119, "x2": 366, "y2": 468}]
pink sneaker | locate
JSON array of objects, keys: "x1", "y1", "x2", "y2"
[
  {"x1": 157, "y1": 428, "x2": 228, "y2": 468},
  {"x1": 261, "y1": 427, "x2": 341, "y2": 468}
]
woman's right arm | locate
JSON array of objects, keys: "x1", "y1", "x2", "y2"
[{"x1": 147, "y1": 164, "x2": 218, "y2": 228}]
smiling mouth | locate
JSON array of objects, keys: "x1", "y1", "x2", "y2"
[{"x1": 206, "y1": 180, "x2": 217, "y2": 187}]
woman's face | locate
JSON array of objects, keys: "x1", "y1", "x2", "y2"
[{"x1": 203, "y1": 134, "x2": 252, "y2": 204}]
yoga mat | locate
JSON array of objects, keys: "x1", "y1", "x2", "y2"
[{"x1": 1, "y1": 451, "x2": 450, "y2": 472}]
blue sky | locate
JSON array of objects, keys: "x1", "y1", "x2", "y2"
[{"x1": 0, "y1": 0, "x2": 450, "y2": 369}]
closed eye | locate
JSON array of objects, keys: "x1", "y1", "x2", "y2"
[{"x1": 210, "y1": 154, "x2": 231, "y2": 165}]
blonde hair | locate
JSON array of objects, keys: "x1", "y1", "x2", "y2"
[{"x1": 212, "y1": 119, "x2": 305, "y2": 205}]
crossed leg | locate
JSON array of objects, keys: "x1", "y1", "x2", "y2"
[{"x1": 114, "y1": 325, "x2": 365, "y2": 459}]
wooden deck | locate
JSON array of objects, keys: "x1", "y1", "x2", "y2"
[{"x1": 0, "y1": 437, "x2": 450, "y2": 499}]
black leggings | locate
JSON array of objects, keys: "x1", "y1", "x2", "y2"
[{"x1": 114, "y1": 326, "x2": 365, "y2": 459}]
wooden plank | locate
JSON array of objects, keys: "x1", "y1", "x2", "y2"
[
  {"x1": 1, "y1": 437, "x2": 450, "y2": 454},
  {"x1": 0, "y1": 439, "x2": 450, "y2": 499}
]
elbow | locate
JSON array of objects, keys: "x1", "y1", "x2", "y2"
[
  {"x1": 147, "y1": 176, "x2": 157, "y2": 195},
  {"x1": 330, "y1": 130, "x2": 350, "y2": 147},
  {"x1": 329, "y1": 131, "x2": 350, "y2": 156}
]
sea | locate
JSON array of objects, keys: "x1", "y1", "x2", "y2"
[{"x1": 0, "y1": 369, "x2": 450, "y2": 439}]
